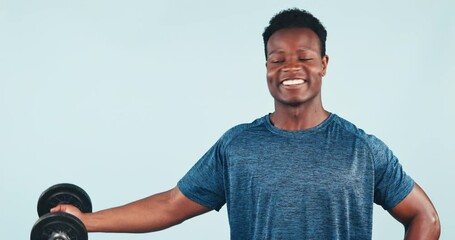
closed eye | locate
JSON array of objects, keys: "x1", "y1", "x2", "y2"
[{"x1": 270, "y1": 59, "x2": 284, "y2": 64}]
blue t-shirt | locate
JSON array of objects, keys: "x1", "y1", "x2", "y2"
[{"x1": 178, "y1": 114, "x2": 414, "y2": 239}]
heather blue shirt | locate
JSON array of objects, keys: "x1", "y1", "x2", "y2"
[{"x1": 178, "y1": 114, "x2": 414, "y2": 239}]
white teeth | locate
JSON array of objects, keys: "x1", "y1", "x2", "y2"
[{"x1": 282, "y1": 79, "x2": 305, "y2": 86}]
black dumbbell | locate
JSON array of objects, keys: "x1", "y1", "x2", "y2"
[{"x1": 30, "y1": 183, "x2": 92, "y2": 240}]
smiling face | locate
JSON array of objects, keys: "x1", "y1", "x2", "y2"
[{"x1": 266, "y1": 28, "x2": 329, "y2": 109}]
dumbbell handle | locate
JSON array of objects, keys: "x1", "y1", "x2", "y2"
[{"x1": 49, "y1": 231, "x2": 71, "y2": 240}]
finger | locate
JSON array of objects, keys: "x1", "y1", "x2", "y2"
[
  {"x1": 50, "y1": 204, "x2": 65, "y2": 213},
  {"x1": 50, "y1": 205, "x2": 59, "y2": 213}
]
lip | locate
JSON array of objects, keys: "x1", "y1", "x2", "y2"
[
  {"x1": 280, "y1": 78, "x2": 307, "y2": 87},
  {"x1": 280, "y1": 76, "x2": 307, "y2": 82}
]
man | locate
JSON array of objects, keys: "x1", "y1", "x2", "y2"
[{"x1": 53, "y1": 8, "x2": 440, "y2": 239}]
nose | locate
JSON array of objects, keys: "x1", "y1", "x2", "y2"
[
  {"x1": 282, "y1": 60, "x2": 302, "y2": 72},
  {"x1": 282, "y1": 66, "x2": 301, "y2": 72}
]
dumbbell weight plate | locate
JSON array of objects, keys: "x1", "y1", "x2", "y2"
[
  {"x1": 37, "y1": 183, "x2": 92, "y2": 217},
  {"x1": 30, "y1": 212, "x2": 88, "y2": 240}
]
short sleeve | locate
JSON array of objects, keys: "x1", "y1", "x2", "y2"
[
  {"x1": 177, "y1": 140, "x2": 226, "y2": 211},
  {"x1": 371, "y1": 136, "x2": 415, "y2": 210}
]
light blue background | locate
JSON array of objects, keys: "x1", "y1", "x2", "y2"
[{"x1": 1, "y1": 0, "x2": 454, "y2": 239}]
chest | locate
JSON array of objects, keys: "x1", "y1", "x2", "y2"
[{"x1": 225, "y1": 136, "x2": 374, "y2": 195}]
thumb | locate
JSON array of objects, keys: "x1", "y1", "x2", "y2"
[
  {"x1": 49, "y1": 204, "x2": 84, "y2": 220},
  {"x1": 50, "y1": 204, "x2": 69, "y2": 213}
]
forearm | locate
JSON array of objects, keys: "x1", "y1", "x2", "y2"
[
  {"x1": 404, "y1": 213, "x2": 441, "y2": 240},
  {"x1": 79, "y1": 186, "x2": 210, "y2": 233},
  {"x1": 81, "y1": 190, "x2": 180, "y2": 232},
  {"x1": 79, "y1": 189, "x2": 180, "y2": 232}
]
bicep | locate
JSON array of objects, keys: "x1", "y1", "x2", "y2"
[
  {"x1": 388, "y1": 183, "x2": 437, "y2": 226},
  {"x1": 168, "y1": 186, "x2": 212, "y2": 222}
]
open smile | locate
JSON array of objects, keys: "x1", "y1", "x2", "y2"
[{"x1": 281, "y1": 79, "x2": 307, "y2": 86}]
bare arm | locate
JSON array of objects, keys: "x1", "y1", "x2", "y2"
[
  {"x1": 51, "y1": 186, "x2": 211, "y2": 233},
  {"x1": 388, "y1": 183, "x2": 441, "y2": 239}
]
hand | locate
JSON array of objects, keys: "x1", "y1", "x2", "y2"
[{"x1": 50, "y1": 204, "x2": 85, "y2": 224}]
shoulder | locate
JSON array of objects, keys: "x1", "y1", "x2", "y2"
[
  {"x1": 330, "y1": 114, "x2": 389, "y2": 154},
  {"x1": 331, "y1": 114, "x2": 383, "y2": 144},
  {"x1": 218, "y1": 116, "x2": 267, "y2": 147}
]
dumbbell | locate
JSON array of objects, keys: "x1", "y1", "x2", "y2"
[{"x1": 30, "y1": 183, "x2": 92, "y2": 240}]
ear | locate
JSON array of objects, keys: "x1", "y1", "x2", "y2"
[{"x1": 321, "y1": 55, "x2": 329, "y2": 76}]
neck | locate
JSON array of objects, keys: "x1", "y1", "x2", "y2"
[{"x1": 270, "y1": 103, "x2": 329, "y2": 131}]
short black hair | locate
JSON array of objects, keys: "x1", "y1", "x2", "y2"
[{"x1": 262, "y1": 8, "x2": 327, "y2": 58}]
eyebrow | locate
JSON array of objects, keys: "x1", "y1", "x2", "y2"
[
  {"x1": 267, "y1": 49, "x2": 312, "y2": 57},
  {"x1": 267, "y1": 49, "x2": 285, "y2": 57}
]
